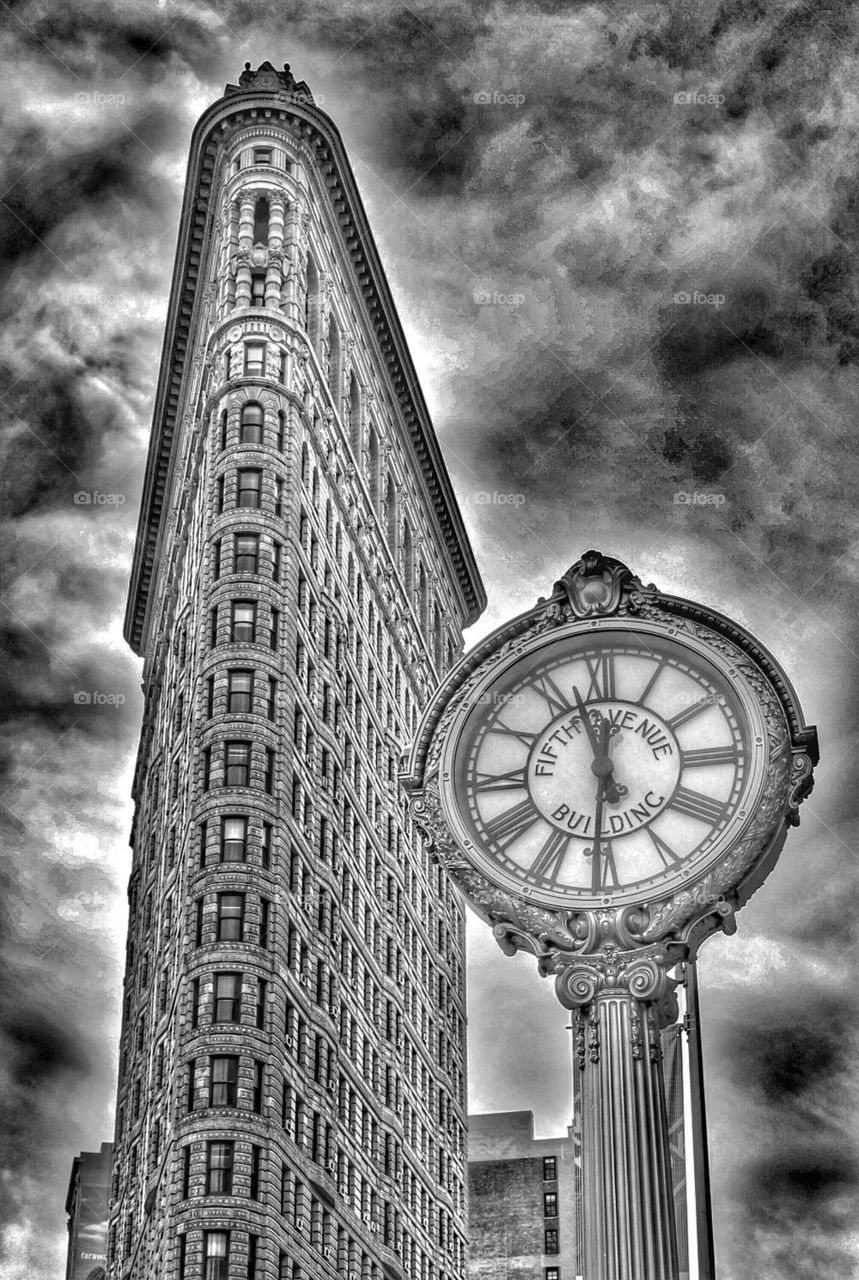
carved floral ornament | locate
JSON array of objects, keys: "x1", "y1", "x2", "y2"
[{"x1": 402, "y1": 551, "x2": 818, "y2": 1013}]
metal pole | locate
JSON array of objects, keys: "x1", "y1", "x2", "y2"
[{"x1": 684, "y1": 960, "x2": 716, "y2": 1280}]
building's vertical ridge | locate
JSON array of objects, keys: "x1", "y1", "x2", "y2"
[{"x1": 109, "y1": 60, "x2": 484, "y2": 1280}]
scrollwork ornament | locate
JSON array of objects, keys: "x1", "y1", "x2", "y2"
[{"x1": 630, "y1": 1006, "x2": 643, "y2": 1061}]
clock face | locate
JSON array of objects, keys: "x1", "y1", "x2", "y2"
[{"x1": 442, "y1": 627, "x2": 767, "y2": 907}]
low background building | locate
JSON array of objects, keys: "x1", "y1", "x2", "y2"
[
  {"x1": 467, "y1": 1111, "x2": 579, "y2": 1280},
  {"x1": 66, "y1": 1143, "x2": 112, "y2": 1280}
]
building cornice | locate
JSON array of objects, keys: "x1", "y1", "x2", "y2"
[{"x1": 124, "y1": 82, "x2": 486, "y2": 655}]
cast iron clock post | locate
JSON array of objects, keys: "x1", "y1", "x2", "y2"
[{"x1": 402, "y1": 551, "x2": 818, "y2": 1280}]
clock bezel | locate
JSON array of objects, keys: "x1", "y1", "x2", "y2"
[{"x1": 437, "y1": 617, "x2": 770, "y2": 910}]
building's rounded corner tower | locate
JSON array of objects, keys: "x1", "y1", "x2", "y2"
[{"x1": 110, "y1": 59, "x2": 485, "y2": 1280}]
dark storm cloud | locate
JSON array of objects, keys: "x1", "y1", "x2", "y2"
[
  {"x1": 709, "y1": 988, "x2": 859, "y2": 1279},
  {"x1": 1, "y1": 1, "x2": 857, "y2": 1275}
]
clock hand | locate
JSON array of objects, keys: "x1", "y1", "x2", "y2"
[
  {"x1": 572, "y1": 685, "x2": 601, "y2": 756},
  {"x1": 588, "y1": 714, "x2": 627, "y2": 806},
  {"x1": 588, "y1": 720, "x2": 609, "y2": 893}
]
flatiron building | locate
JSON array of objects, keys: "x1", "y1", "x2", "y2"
[{"x1": 109, "y1": 59, "x2": 484, "y2": 1280}]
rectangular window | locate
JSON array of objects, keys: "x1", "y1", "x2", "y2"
[
  {"x1": 265, "y1": 676, "x2": 276, "y2": 721},
  {"x1": 199, "y1": 820, "x2": 208, "y2": 867},
  {"x1": 544, "y1": 1192, "x2": 558, "y2": 1217},
  {"x1": 191, "y1": 977, "x2": 200, "y2": 1028},
  {"x1": 249, "y1": 1146, "x2": 262, "y2": 1199},
  {"x1": 182, "y1": 1144, "x2": 191, "y2": 1198},
  {"x1": 234, "y1": 534, "x2": 260, "y2": 574},
  {"x1": 244, "y1": 343, "x2": 265, "y2": 377},
  {"x1": 216, "y1": 475, "x2": 225, "y2": 515},
  {"x1": 256, "y1": 978, "x2": 267, "y2": 1029},
  {"x1": 274, "y1": 476, "x2": 284, "y2": 517},
  {"x1": 217, "y1": 893, "x2": 245, "y2": 942},
  {"x1": 253, "y1": 147, "x2": 272, "y2": 164},
  {"x1": 231, "y1": 601, "x2": 256, "y2": 643},
  {"x1": 213, "y1": 539, "x2": 222, "y2": 579},
  {"x1": 268, "y1": 607, "x2": 279, "y2": 651},
  {"x1": 247, "y1": 1233, "x2": 259, "y2": 1280},
  {"x1": 206, "y1": 676, "x2": 215, "y2": 719},
  {"x1": 543, "y1": 1156, "x2": 557, "y2": 1181},
  {"x1": 206, "y1": 1140, "x2": 234, "y2": 1194},
  {"x1": 213, "y1": 973, "x2": 241, "y2": 1023},
  {"x1": 203, "y1": 1230, "x2": 230, "y2": 1280},
  {"x1": 251, "y1": 273, "x2": 266, "y2": 307},
  {"x1": 252, "y1": 1060, "x2": 264, "y2": 1113},
  {"x1": 187, "y1": 1059, "x2": 197, "y2": 1111},
  {"x1": 261, "y1": 821, "x2": 272, "y2": 869},
  {"x1": 194, "y1": 899, "x2": 204, "y2": 947},
  {"x1": 260, "y1": 898, "x2": 271, "y2": 949},
  {"x1": 221, "y1": 816, "x2": 248, "y2": 862},
  {"x1": 220, "y1": 409, "x2": 229, "y2": 450},
  {"x1": 545, "y1": 1270, "x2": 560, "y2": 1280},
  {"x1": 278, "y1": 350, "x2": 286, "y2": 383},
  {"x1": 209, "y1": 1057, "x2": 238, "y2": 1108},
  {"x1": 224, "y1": 740, "x2": 251, "y2": 786},
  {"x1": 263, "y1": 747, "x2": 275, "y2": 795},
  {"x1": 237, "y1": 468, "x2": 262, "y2": 509},
  {"x1": 227, "y1": 669, "x2": 253, "y2": 713},
  {"x1": 272, "y1": 540, "x2": 282, "y2": 584},
  {"x1": 544, "y1": 1228, "x2": 559, "y2": 1255},
  {"x1": 210, "y1": 605, "x2": 218, "y2": 648}
]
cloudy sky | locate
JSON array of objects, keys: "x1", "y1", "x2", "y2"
[{"x1": 1, "y1": 1, "x2": 858, "y2": 1276}]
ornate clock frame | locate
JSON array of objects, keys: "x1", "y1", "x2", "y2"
[{"x1": 402, "y1": 551, "x2": 818, "y2": 1280}]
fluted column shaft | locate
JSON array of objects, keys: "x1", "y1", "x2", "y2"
[
  {"x1": 579, "y1": 994, "x2": 678, "y2": 1279},
  {"x1": 557, "y1": 943, "x2": 680, "y2": 1280}
]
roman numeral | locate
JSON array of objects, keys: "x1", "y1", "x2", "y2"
[
  {"x1": 474, "y1": 767, "x2": 527, "y2": 793},
  {"x1": 532, "y1": 673, "x2": 570, "y2": 717},
  {"x1": 647, "y1": 829, "x2": 681, "y2": 868},
  {"x1": 666, "y1": 697, "x2": 714, "y2": 731},
  {"x1": 529, "y1": 830, "x2": 569, "y2": 884},
  {"x1": 584, "y1": 652, "x2": 616, "y2": 701},
  {"x1": 483, "y1": 800, "x2": 538, "y2": 850},
  {"x1": 591, "y1": 840, "x2": 619, "y2": 893},
  {"x1": 680, "y1": 745, "x2": 738, "y2": 768},
  {"x1": 488, "y1": 722, "x2": 538, "y2": 748},
  {"x1": 668, "y1": 787, "x2": 726, "y2": 826},
  {"x1": 638, "y1": 658, "x2": 665, "y2": 707}
]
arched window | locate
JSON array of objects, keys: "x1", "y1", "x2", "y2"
[
  {"x1": 253, "y1": 197, "x2": 269, "y2": 244},
  {"x1": 240, "y1": 402, "x2": 264, "y2": 445},
  {"x1": 368, "y1": 427, "x2": 380, "y2": 510},
  {"x1": 305, "y1": 255, "x2": 320, "y2": 348},
  {"x1": 402, "y1": 519, "x2": 414, "y2": 597},
  {"x1": 433, "y1": 604, "x2": 443, "y2": 670},
  {"x1": 386, "y1": 474, "x2": 397, "y2": 552},
  {"x1": 418, "y1": 564, "x2": 429, "y2": 633},
  {"x1": 349, "y1": 371, "x2": 362, "y2": 456},
  {"x1": 327, "y1": 315, "x2": 342, "y2": 404}
]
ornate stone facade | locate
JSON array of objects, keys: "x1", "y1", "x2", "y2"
[{"x1": 110, "y1": 64, "x2": 484, "y2": 1280}]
